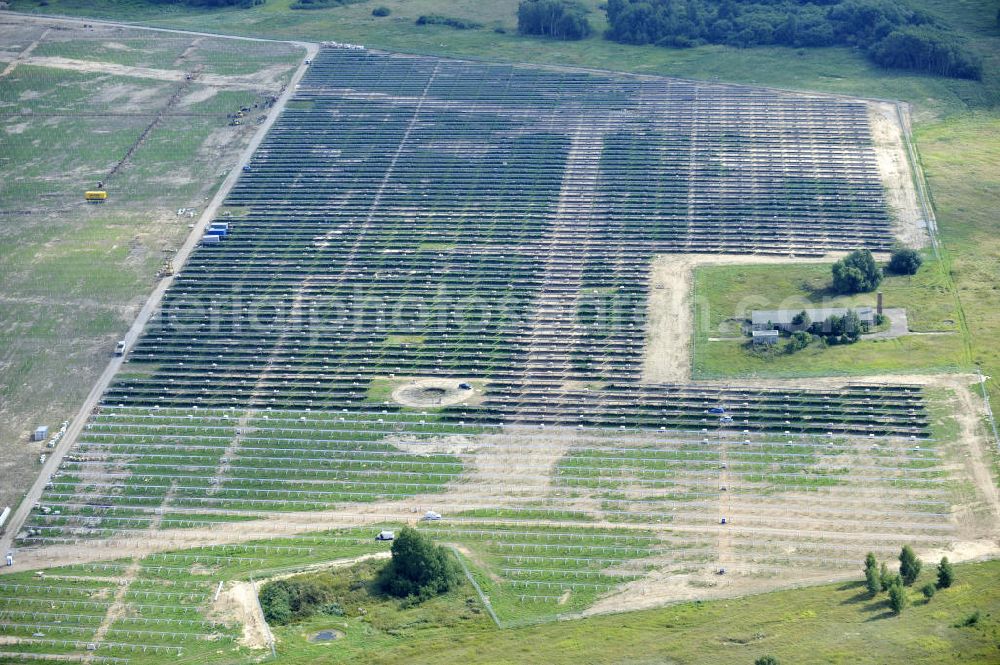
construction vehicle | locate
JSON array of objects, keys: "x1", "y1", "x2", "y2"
[
  {"x1": 157, "y1": 260, "x2": 174, "y2": 278},
  {"x1": 84, "y1": 190, "x2": 108, "y2": 203},
  {"x1": 115, "y1": 340, "x2": 126, "y2": 356}
]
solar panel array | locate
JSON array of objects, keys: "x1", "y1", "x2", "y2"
[{"x1": 7, "y1": 49, "x2": 954, "y2": 646}]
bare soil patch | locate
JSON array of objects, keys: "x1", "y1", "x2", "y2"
[
  {"x1": 868, "y1": 102, "x2": 928, "y2": 248},
  {"x1": 212, "y1": 581, "x2": 270, "y2": 650},
  {"x1": 390, "y1": 434, "x2": 483, "y2": 457},
  {"x1": 392, "y1": 378, "x2": 482, "y2": 408},
  {"x1": 22, "y1": 55, "x2": 277, "y2": 91}
]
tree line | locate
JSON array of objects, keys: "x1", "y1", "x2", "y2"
[
  {"x1": 146, "y1": 0, "x2": 265, "y2": 7},
  {"x1": 518, "y1": 0, "x2": 594, "y2": 40},
  {"x1": 603, "y1": 0, "x2": 981, "y2": 79}
]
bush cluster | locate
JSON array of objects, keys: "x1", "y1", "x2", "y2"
[
  {"x1": 887, "y1": 246, "x2": 923, "y2": 275},
  {"x1": 377, "y1": 527, "x2": 463, "y2": 601},
  {"x1": 150, "y1": 0, "x2": 265, "y2": 6},
  {"x1": 290, "y1": 0, "x2": 365, "y2": 9},
  {"x1": 862, "y1": 548, "x2": 956, "y2": 616},
  {"x1": 259, "y1": 578, "x2": 338, "y2": 625},
  {"x1": 832, "y1": 249, "x2": 882, "y2": 294},
  {"x1": 416, "y1": 15, "x2": 483, "y2": 30}
]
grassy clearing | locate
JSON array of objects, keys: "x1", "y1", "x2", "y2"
[
  {"x1": 271, "y1": 557, "x2": 493, "y2": 663},
  {"x1": 691, "y1": 261, "x2": 970, "y2": 380},
  {"x1": 383, "y1": 334, "x2": 426, "y2": 347},
  {"x1": 366, "y1": 376, "x2": 401, "y2": 403},
  {"x1": 916, "y1": 112, "x2": 1000, "y2": 403},
  {"x1": 266, "y1": 558, "x2": 1000, "y2": 664}
]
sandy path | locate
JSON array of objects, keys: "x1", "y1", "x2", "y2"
[
  {"x1": 952, "y1": 380, "x2": 1000, "y2": 525},
  {"x1": 0, "y1": 28, "x2": 48, "y2": 78},
  {"x1": 6, "y1": 55, "x2": 273, "y2": 90},
  {"x1": 83, "y1": 560, "x2": 141, "y2": 663},
  {"x1": 221, "y1": 581, "x2": 271, "y2": 650},
  {"x1": 869, "y1": 102, "x2": 928, "y2": 248},
  {"x1": 642, "y1": 253, "x2": 856, "y2": 383}
]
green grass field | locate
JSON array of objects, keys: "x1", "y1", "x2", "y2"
[
  {"x1": 270, "y1": 557, "x2": 1000, "y2": 665},
  {"x1": 917, "y1": 112, "x2": 1000, "y2": 401},
  {"x1": 690, "y1": 260, "x2": 971, "y2": 380}
]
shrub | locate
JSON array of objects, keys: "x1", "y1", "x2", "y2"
[
  {"x1": 518, "y1": 0, "x2": 593, "y2": 40},
  {"x1": 259, "y1": 582, "x2": 293, "y2": 624},
  {"x1": 899, "y1": 545, "x2": 922, "y2": 586},
  {"x1": 755, "y1": 657, "x2": 779, "y2": 665},
  {"x1": 887, "y1": 247, "x2": 923, "y2": 275},
  {"x1": 812, "y1": 309, "x2": 866, "y2": 343},
  {"x1": 161, "y1": 0, "x2": 265, "y2": 6},
  {"x1": 791, "y1": 310, "x2": 811, "y2": 330},
  {"x1": 784, "y1": 330, "x2": 811, "y2": 353},
  {"x1": 291, "y1": 0, "x2": 364, "y2": 9},
  {"x1": 845, "y1": 309, "x2": 865, "y2": 340},
  {"x1": 377, "y1": 527, "x2": 462, "y2": 601},
  {"x1": 879, "y1": 563, "x2": 897, "y2": 592},
  {"x1": 958, "y1": 610, "x2": 980, "y2": 627},
  {"x1": 372, "y1": 6, "x2": 390, "y2": 17},
  {"x1": 936, "y1": 556, "x2": 954, "y2": 589},
  {"x1": 258, "y1": 578, "x2": 342, "y2": 625},
  {"x1": 921, "y1": 583, "x2": 936, "y2": 600},
  {"x1": 864, "y1": 553, "x2": 881, "y2": 596},
  {"x1": 416, "y1": 15, "x2": 483, "y2": 30},
  {"x1": 832, "y1": 249, "x2": 882, "y2": 294},
  {"x1": 887, "y1": 579, "x2": 907, "y2": 614}
]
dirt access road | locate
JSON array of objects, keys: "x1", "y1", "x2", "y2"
[{"x1": 0, "y1": 13, "x2": 317, "y2": 559}]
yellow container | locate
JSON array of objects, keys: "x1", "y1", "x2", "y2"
[{"x1": 84, "y1": 190, "x2": 108, "y2": 201}]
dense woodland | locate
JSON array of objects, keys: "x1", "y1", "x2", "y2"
[
  {"x1": 604, "y1": 0, "x2": 982, "y2": 79},
  {"x1": 517, "y1": 0, "x2": 594, "y2": 40}
]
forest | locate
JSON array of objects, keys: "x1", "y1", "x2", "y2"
[{"x1": 604, "y1": 0, "x2": 982, "y2": 79}]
